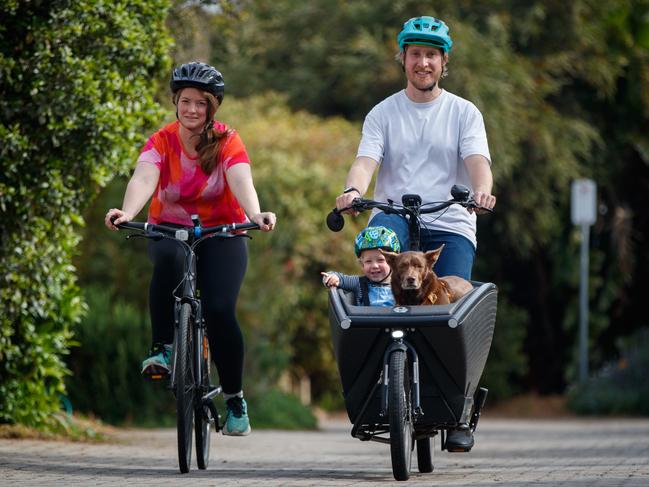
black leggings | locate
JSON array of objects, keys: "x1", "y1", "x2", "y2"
[{"x1": 147, "y1": 235, "x2": 248, "y2": 394}]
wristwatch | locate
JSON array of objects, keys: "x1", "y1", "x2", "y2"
[{"x1": 343, "y1": 186, "x2": 361, "y2": 195}]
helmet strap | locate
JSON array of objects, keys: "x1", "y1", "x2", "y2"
[{"x1": 377, "y1": 268, "x2": 392, "y2": 284}]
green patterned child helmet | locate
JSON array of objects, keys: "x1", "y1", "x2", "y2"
[
  {"x1": 354, "y1": 226, "x2": 401, "y2": 257},
  {"x1": 397, "y1": 16, "x2": 453, "y2": 53}
]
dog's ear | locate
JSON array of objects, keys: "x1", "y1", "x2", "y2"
[
  {"x1": 424, "y1": 244, "x2": 445, "y2": 268},
  {"x1": 380, "y1": 249, "x2": 398, "y2": 267}
]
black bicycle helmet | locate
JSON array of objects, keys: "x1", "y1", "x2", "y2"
[{"x1": 170, "y1": 61, "x2": 225, "y2": 103}]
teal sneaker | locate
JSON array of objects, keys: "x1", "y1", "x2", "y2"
[
  {"x1": 141, "y1": 343, "x2": 172, "y2": 379},
  {"x1": 222, "y1": 396, "x2": 251, "y2": 436}
]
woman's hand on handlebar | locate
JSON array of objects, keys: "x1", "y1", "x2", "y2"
[
  {"x1": 250, "y1": 212, "x2": 277, "y2": 232},
  {"x1": 470, "y1": 191, "x2": 496, "y2": 214},
  {"x1": 105, "y1": 208, "x2": 134, "y2": 231}
]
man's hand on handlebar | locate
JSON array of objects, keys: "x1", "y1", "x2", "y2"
[
  {"x1": 250, "y1": 212, "x2": 277, "y2": 232},
  {"x1": 105, "y1": 208, "x2": 134, "y2": 231},
  {"x1": 470, "y1": 191, "x2": 496, "y2": 214},
  {"x1": 335, "y1": 190, "x2": 361, "y2": 216}
]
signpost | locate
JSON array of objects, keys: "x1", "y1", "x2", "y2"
[{"x1": 571, "y1": 179, "x2": 597, "y2": 383}]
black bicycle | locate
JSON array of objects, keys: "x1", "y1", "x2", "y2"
[
  {"x1": 115, "y1": 215, "x2": 259, "y2": 473},
  {"x1": 326, "y1": 185, "x2": 496, "y2": 481}
]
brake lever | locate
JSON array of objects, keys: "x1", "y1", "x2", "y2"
[
  {"x1": 349, "y1": 197, "x2": 368, "y2": 211},
  {"x1": 467, "y1": 201, "x2": 493, "y2": 214}
]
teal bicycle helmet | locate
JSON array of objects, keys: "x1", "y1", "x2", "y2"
[
  {"x1": 397, "y1": 16, "x2": 453, "y2": 53},
  {"x1": 354, "y1": 226, "x2": 401, "y2": 257}
]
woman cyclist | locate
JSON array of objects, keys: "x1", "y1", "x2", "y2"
[{"x1": 105, "y1": 61, "x2": 276, "y2": 436}]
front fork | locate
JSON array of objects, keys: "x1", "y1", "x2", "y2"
[{"x1": 379, "y1": 333, "x2": 423, "y2": 419}]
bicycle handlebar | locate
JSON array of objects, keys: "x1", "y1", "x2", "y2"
[
  {"x1": 326, "y1": 184, "x2": 492, "y2": 232},
  {"x1": 113, "y1": 219, "x2": 260, "y2": 241}
]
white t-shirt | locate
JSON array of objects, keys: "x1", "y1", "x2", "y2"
[{"x1": 357, "y1": 89, "x2": 491, "y2": 247}]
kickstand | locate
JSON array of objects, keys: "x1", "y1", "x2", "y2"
[{"x1": 469, "y1": 387, "x2": 489, "y2": 432}]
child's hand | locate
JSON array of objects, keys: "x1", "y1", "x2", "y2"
[{"x1": 321, "y1": 272, "x2": 340, "y2": 288}]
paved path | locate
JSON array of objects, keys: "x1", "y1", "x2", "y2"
[{"x1": 1, "y1": 418, "x2": 648, "y2": 486}]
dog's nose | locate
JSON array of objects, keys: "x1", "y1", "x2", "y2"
[{"x1": 406, "y1": 277, "x2": 416, "y2": 286}]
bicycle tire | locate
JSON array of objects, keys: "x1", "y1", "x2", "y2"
[
  {"x1": 176, "y1": 302, "x2": 194, "y2": 473},
  {"x1": 195, "y1": 326, "x2": 212, "y2": 469},
  {"x1": 389, "y1": 349, "x2": 413, "y2": 481},
  {"x1": 416, "y1": 437, "x2": 434, "y2": 473}
]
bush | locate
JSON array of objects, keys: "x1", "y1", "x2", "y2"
[
  {"x1": 245, "y1": 389, "x2": 317, "y2": 430},
  {"x1": 480, "y1": 297, "x2": 529, "y2": 402},
  {"x1": 0, "y1": 0, "x2": 171, "y2": 428},
  {"x1": 567, "y1": 328, "x2": 649, "y2": 416},
  {"x1": 67, "y1": 286, "x2": 318, "y2": 429},
  {"x1": 66, "y1": 287, "x2": 174, "y2": 425}
]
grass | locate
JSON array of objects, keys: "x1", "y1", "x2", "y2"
[{"x1": 0, "y1": 413, "x2": 116, "y2": 442}]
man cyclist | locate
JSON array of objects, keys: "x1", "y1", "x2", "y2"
[{"x1": 335, "y1": 16, "x2": 496, "y2": 452}]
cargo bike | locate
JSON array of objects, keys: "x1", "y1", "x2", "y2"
[{"x1": 326, "y1": 185, "x2": 497, "y2": 481}]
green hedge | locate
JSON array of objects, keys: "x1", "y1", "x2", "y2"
[
  {"x1": 66, "y1": 287, "x2": 175, "y2": 426},
  {"x1": 0, "y1": 0, "x2": 171, "y2": 428},
  {"x1": 67, "y1": 286, "x2": 317, "y2": 429}
]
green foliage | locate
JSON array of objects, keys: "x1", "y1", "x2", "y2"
[
  {"x1": 480, "y1": 297, "x2": 529, "y2": 401},
  {"x1": 66, "y1": 287, "x2": 175, "y2": 426},
  {"x1": 234, "y1": 389, "x2": 317, "y2": 430},
  {"x1": 567, "y1": 328, "x2": 649, "y2": 415},
  {"x1": 0, "y1": 0, "x2": 172, "y2": 428},
  {"x1": 67, "y1": 285, "x2": 316, "y2": 429}
]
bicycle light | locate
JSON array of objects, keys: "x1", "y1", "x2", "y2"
[
  {"x1": 391, "y1": 329, "x2": 405, "y2": 339},
  {"x1": 175, "y1": 230, "x2": 189, "y2": 241}
]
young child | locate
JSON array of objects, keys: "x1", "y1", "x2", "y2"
[{"x1": 322, "y1": 226, "x2": 400, "y2": 306}]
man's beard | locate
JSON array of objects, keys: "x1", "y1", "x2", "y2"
[
  {"x1": 416, "y1": 81, "x2": 437, "y2": 92},
  {"x1": 409, "y1": 72, "x2": 440, "y2": 92}
]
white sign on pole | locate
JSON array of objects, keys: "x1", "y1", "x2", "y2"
[
  {"x1": 571, "y1": 179, "x2": 597, "y2": 226},
  {"x1": 571, "y1": 178, "x2": 597, "y2": 383}
]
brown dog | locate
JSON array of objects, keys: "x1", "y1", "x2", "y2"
[{"x1": 381, "y1": 245, "x2": 473, "y2": 305}]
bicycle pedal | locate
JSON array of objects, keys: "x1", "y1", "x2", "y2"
[{"x1": 142, "y1": 372, "x2": 169, "y2": 382}]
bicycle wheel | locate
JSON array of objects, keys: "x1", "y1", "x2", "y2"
[
  {"x1": 416, "y1": 437, "x2": 434, "y2": 473},
  {"x1": 175, "y1": 302, "x2": 194, "y2": 473},
  {"x1": 195, "y1": 326, "x2": 212, "y2": 470},
  {"x1": 389, "y1": 349, "x2": 413, "y2": 481}
]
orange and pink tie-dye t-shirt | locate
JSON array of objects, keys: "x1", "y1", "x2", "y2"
[{"x1": 137, "y1": 120, "x2": 250, "y2": 227}]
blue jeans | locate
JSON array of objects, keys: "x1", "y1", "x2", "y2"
[{"x1": 369, "y1": 213, "x2": 476, "y2": 280}]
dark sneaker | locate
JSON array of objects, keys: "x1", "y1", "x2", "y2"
[
  {"x1": 222, "y1": 397, "x2": 251, "y2": 436},
  {"x1": 446, "y1": 428, "x2": 474, "y2": 452},
  {"x1": 141, "y1": 343, "x2": 172, "y2": 379}
]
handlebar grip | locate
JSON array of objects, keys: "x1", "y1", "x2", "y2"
[{"x1": 115, "y1": 220, "x2": 147, "y2": 231}]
